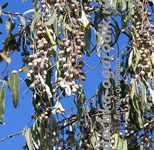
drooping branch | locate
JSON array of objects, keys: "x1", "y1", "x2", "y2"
[
  {"x1": 0, "y1": 131, "x2": 23, "y2": 142},
  {"x1": 2, "y1": 11, "x2": 32, "y2": 21}
]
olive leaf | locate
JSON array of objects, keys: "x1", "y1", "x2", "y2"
[
  {"x1": 25, "y1": 128, "x2": 34, "y2": 150},
  {"x1": 0, "y1": 86, "x2": 5, "y2": 124},
  {"x1": 9, "y1": 71, "x2": 19, "y2": 108}
]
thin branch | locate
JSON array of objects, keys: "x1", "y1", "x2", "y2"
[
  {"x1": 2, "y1": 12, "x2": 32, "y2": 21},
  {"x1": 110, "y1": 22, "x2": 132, "y2": 39},
  {"x1": 0, "y1": 63, "x2": 8, "y2": 79},
  {"x1": 82, "y1": 60, "x2": 102, "y2": 74},
  {"x1": 0, "y1": 131, "x2": 23, "y2": 142}
]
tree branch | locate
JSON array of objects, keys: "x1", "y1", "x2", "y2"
[
  {"x1": 0, "y1": 131, "x2": 23, "y2": 142},
  {"x1": 2, "y1": 11, "x2": 32, "y2": 21}
]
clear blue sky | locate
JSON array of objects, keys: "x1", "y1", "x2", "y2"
[{"x1": 0, "y1": 1, "x2": 128, "y2": 150}]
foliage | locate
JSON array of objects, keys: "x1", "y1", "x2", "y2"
[{"x1": 0, "y1": 0, "x2": 154, "y2": 150}]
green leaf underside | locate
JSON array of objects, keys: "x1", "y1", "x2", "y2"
[
  {"x1": 0, "y1": 86, "x2": 5, "y2": 124},
  {"x1": 9, "y1": 73, "x2": 19, "y2": 108}
]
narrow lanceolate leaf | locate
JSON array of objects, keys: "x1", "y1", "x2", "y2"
[
  {"x1": 139, "y1": 80, "x2": 147, "y2": 104},
  {"x1": 9, "y1": 71, "x2": 19, "y2": 108},
  {"x1": 5, "y1": 18, "x2": 11, "y2": 35},
  {"x1": 25, "y1": 128, "x2": 34, "y2": 150},
  {"x1": 0, "y1": 86, "x2": 5, "y2": 124},
  {"x1": 45, "y1": 26, "x2": 56, "y2": 46}
]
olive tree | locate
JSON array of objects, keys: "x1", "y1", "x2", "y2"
[{"x1": 0, "y1": 0, "x2": 154, "y2": 149}]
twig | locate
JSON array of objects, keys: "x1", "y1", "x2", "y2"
[
  {"x1": 2, "y1": 12, "x2": 32, "y2": 21},
  {"x1": 0, "y1": 131, "x2": 23, "y2": 142},
  {"x1": 82, "y1": 60, "x2": 102, "y2": 74},
  {"x1": 0, "y1": 63, "x2": 8, "y2": 79},
  {"x1": 110, "y1": 22, "x2": 132, "y2": 39}
]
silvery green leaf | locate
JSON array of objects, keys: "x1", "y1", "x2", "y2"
[
  {"x1": 149, "y1": 88, "x2": 154, "y2": 104},
  {"x1": 65, "y1": 85, "x2": 71, "y2": 96},
  {"x1": 25, "y1": 128, "x2": 34, "y2": 150},
  {"x1": 0, "y1": 86, "x2": 5, "y2": 124},
  {"x1": 9, "y1": 71, "x2": 19, "y2": 108}
]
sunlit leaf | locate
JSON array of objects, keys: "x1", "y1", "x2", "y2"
[
  {"x1": 45, "y1": 26, "x2": 56, "y2": 46},
  {"x1": 119, "y1": 0, "x2": 127, "y2": 13},
  {"x1": 25, "y1": 128, "x2": 34, "y2": 150},
  {"x1": 5, "y1": 18, "x2": 11, "y2": 35},
  {"x1": 65, "y1": 23, "x2": 73, "y2": 32},
  {"x1": 0, "y1": 51, "x2": 11, "y2": 63},
  {"x1": 80, "y1": 10, "x2": 91, "y2": 29}
]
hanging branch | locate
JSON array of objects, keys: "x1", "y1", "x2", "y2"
[{"x1": 0, "y1": 131, "x2": 23, "y2": 142}]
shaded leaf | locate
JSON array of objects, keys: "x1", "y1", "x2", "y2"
[
  {"x1": 0, "y1": 86, "x2": 5, "y2": 124},
  {"x1": 9, "y1": 71, "x2": 19, "y2": 108},
  {"x1": 84, "y1": 28, "x2": 91, "y2": 50},
  {"x1": 1, "y1": 2, "x2": 8, "y2": 9},
  {"x1": 0, "y1": 17, "x2": 2, "y2": 24},
  {"x1": 139, "y1": 80, "x2": 147, "y2": 104}
]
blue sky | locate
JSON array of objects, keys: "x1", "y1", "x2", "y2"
[{"x1": 0, "y1": 1, "x2": 129, "y2": 150}]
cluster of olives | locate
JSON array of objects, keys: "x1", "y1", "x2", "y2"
[
  {"x1": 23, "y1": 1, "x2": 54, "y2": 92},
  {"x1": 54, "y1": 0, "x2": 93, "y2": 15},
  {"x1": 57, "y1": 25, "x2": 86, "y2": 96},
  {"x1": 131, "y1": 0, "x2": 153, "y2": 79}
]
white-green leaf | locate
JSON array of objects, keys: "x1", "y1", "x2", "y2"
[
  {"x1": 9, "y1": 71, "x2": 19, "y2": 108},
  {"x1": 25, "y1": 128, "x2": 34, "y2": 150},
  {"x1": 112, "y1": 0, "x2": 118, "y2": 16},
  {"x1": 0, "y1": 7, "x2": 2, "y2": 16},
  {"x1": 5, "y1": 18, "x2": 11, "y2": 35},
  {"x1": 149, "y1": 88, "x2": 154, "y2": 104},
  {"x1": 80, "y1": 10, "x2": 91, "y2": 28},
  {"x1": 128, "y1": 48, "x2": 134, "y2": 67},
  {"x1": 120, "y1": 0, "x2": 127, "y2": 12},
  {"x1": 0, "y1": 86, "x2": 5, "y2": 124}
]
